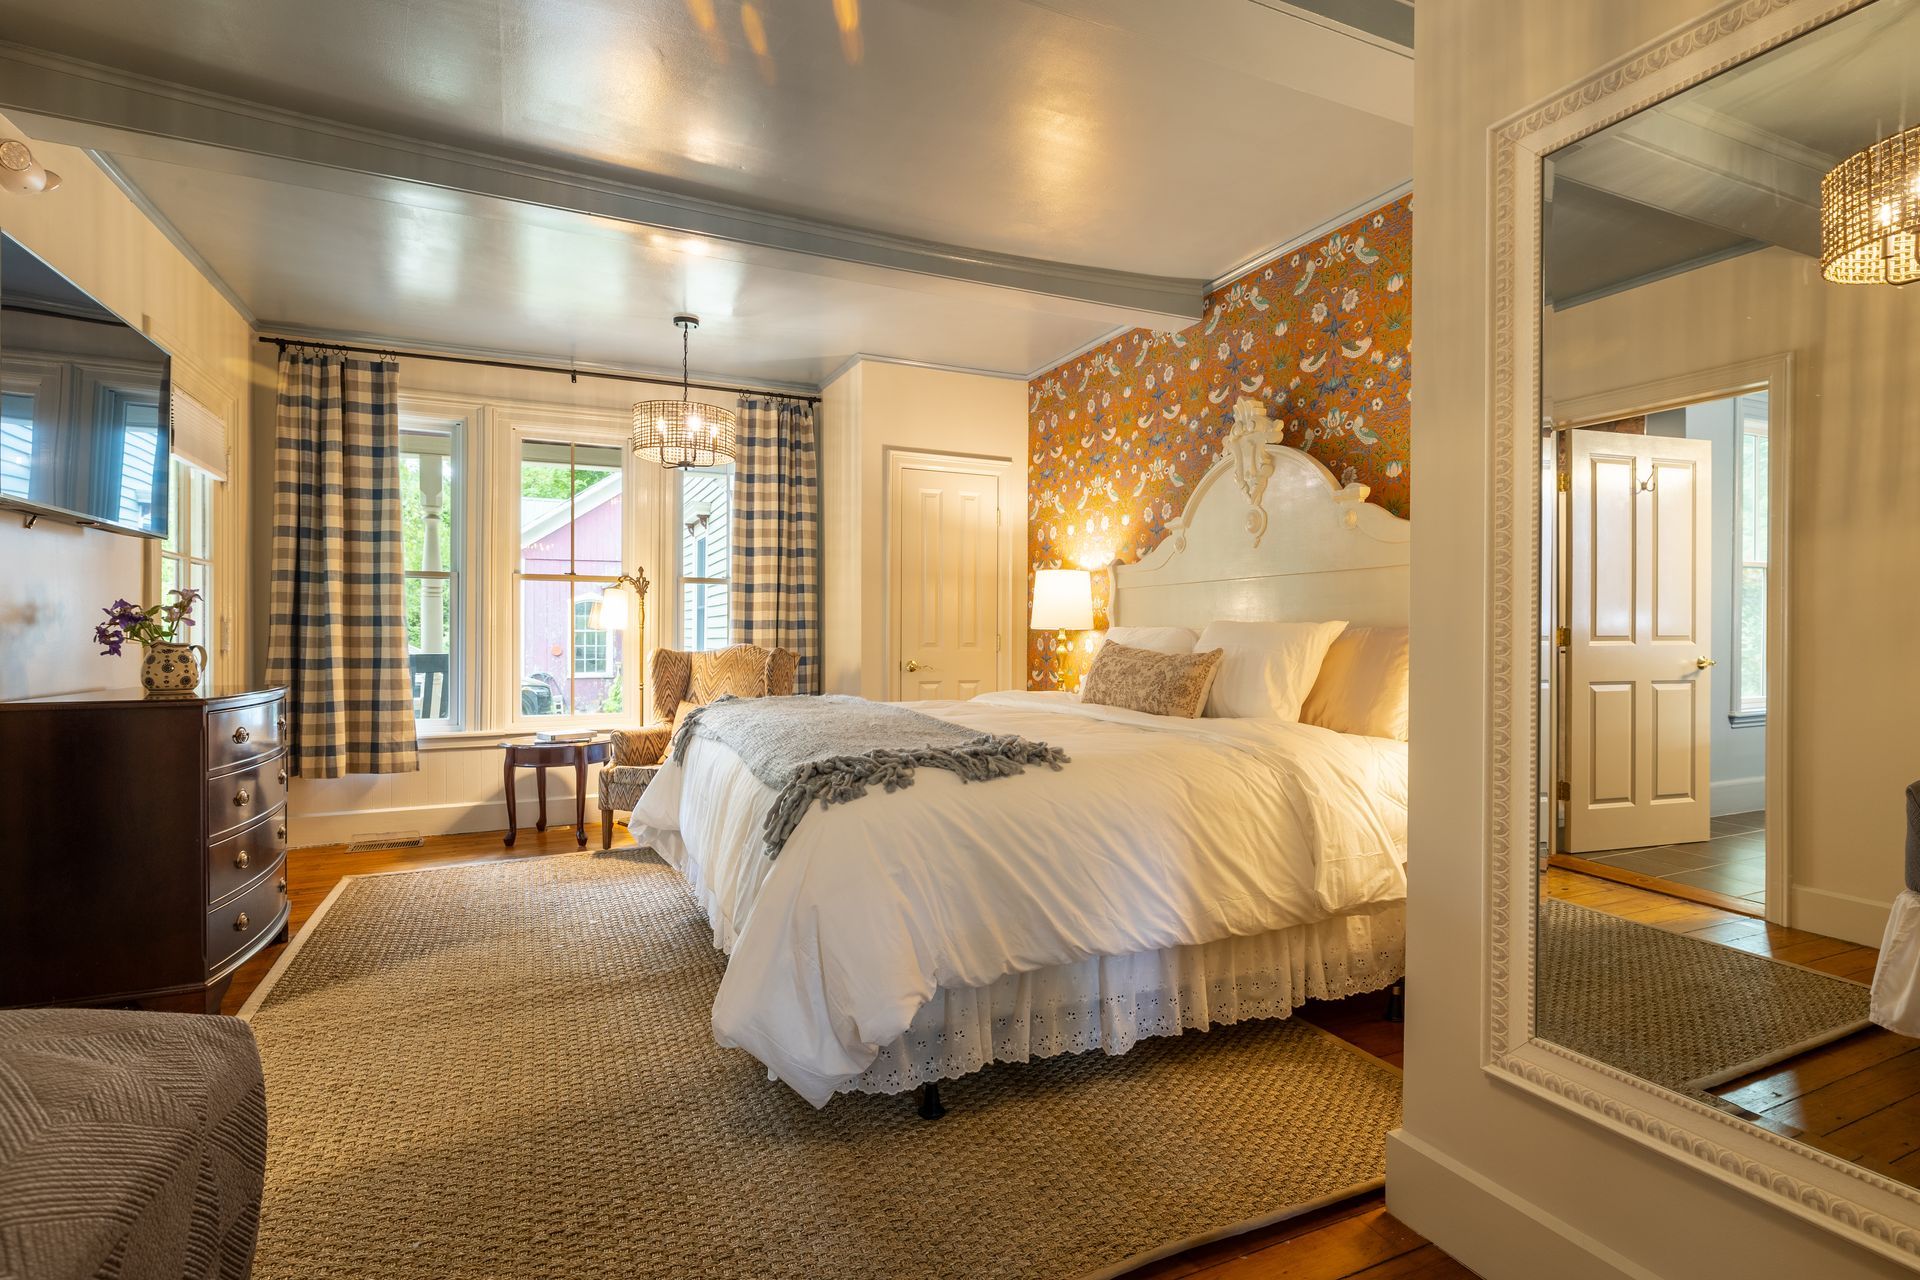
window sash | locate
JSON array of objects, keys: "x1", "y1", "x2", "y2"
[{"x1": 1731, "y1": 407, "x2": 1768, "y2": 719}]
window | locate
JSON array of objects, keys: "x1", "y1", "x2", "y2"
[
  {"x1": 400, "y1": 422, "x2": 459, "y2": 726},
  {"x1": 160, "y1": 458, "x2": 215, "y2": 693},
  {"x1": 1, "y1": 391, "x2": 33, "y2": 500},
  {"x1": 678, "y1": 468, "x2": 731, "y2": 651},
  {"x1": 518, "y1": 438, "x2": 625, "y2": 718},
  {"x1": 1732, "y1": 393, "x2": 1769, "y2": 722},
  {"x1": 572, "y1": 599, "x2": 611, "y2": 676}
]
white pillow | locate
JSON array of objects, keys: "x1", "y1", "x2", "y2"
[
  {"x1": 1101, "y1": 625, "x2": 1199, "y2": 656},
  {"x1": 1196, "y1": 619, "x2": 1349, "y2": 720}
]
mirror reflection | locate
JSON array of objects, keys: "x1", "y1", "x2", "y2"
[{"x1": 1536, "y1": 0, "x2": 1920, "y2": 1186}]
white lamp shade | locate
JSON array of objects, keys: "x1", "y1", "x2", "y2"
[
  {"x1": 1031, "y1": 569, "x2": 1094, "y2": 630},
  {"x1": 592, "y1": 583, "x2": 632, "y2": 631}
]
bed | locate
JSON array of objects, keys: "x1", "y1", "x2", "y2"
[{"x1": 632, "y1": 400, "x2": 1412, "y2": 1109}]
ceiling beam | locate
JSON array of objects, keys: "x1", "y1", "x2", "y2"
[{"x1": 0, "y1": 41, "x2": 1209, "y2": 328}]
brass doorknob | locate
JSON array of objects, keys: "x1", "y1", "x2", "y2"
[
  {"x1": 903, "y1": 659, "x2": 927, "y2": 672},
  {"x1": 1696, "y1": 656, "x2": 1717, "y2": 669}
]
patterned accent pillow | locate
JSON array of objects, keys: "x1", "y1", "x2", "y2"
[{"x1": 1080, "y1": 642, "x2": 1224, "y2": 719}]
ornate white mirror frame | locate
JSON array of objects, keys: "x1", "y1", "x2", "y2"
[{"x1": 1486, "y1": 0, "x2": 1920, "y2": 1265}]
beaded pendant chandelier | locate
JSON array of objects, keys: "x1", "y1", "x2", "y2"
[
  {"x1": 1821, "y1": 124, "x2": 1920, "y2": 286},
  {"x1": 630, "y1": 314, "x2": 737, "y2": 468}
]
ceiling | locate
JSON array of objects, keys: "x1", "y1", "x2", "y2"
[
  {"x1": 0, "y1": 0, "x2": 1415, "y2": 386},
  {"x1": 1546, "y1": 0, "x2": 1920, "y2": 308}
]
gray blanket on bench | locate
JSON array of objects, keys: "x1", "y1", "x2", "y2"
[{"x1": 671, "y1": 694, "x2": 1069, "y2": 859}]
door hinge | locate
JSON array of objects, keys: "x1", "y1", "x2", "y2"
[
  {"x1": 1554, "y1": 625, "x2": 1570, "y2": 649},
  {"x1": 1556, "y1": 780, "x2": 1570, "y2": 801},
  {"x1": 1556, "y1": 469, "x2": 1571, "y2": 493}
]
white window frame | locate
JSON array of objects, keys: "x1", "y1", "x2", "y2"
[
  {"x1": 159, "y1": 456, "x2": 215, "y2": 694},
  {"x1": 399, "y1": 412, "x2": 466, "y2": 731},
  {"x1": 571, "y1": 598, "x2": 612, "y2": 676},
  {"x1": 1731, "y1": 395, "x2": 1768, "y2": 725},
  {"x1": 494, "y1": 407, "x2": 644, "y2": 732},
  {"x1": 675, "y1": 464, "x2": 733, "y2": 652}
]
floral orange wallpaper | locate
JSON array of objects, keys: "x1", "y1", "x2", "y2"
[{"x1": 1026, "y1": 193, "x2": 1412, "y2": 690}]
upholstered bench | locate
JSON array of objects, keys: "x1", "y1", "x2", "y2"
[{"x1": 0, "y1": 1008, "x2": 266, "y2": 1279}]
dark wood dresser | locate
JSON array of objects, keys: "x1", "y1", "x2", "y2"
[{"x1": 0, "y1": 685, "x2": 291, "y2": 1013}]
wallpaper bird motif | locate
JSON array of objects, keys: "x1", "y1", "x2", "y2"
[{"x1": 1026, "y1": 193, "x2": 1413, "y2": 690}]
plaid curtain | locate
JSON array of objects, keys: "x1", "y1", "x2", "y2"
[
  {"x1": 730, "y1": 398, "x2": 820, "y2": 694},
  {"x1": 265, "y1": 351, "x2": 418, "y2": 777}
]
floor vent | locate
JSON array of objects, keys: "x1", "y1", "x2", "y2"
[{"x1": 346, "y1": 832, "x2": 426, "y2": 853}]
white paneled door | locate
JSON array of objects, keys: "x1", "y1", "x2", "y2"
[
  {"x1": 1565, "y1": 430, "x2": 1713, "y2": 853},
  {"x1": 890, "y1": 460, "x2": 1002, "y2": 702}
]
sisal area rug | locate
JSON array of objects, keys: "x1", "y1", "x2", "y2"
[
  {"x1": 1537, "y1": 896, "x2": 1870, "y2": 1100},
  {"x1": 239, "y1": 851, "x2": 1402, "y2": 1280}
]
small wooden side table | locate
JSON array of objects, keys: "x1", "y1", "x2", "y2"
[{"x1": 500, "y1": 739, "x2": 610, "y2": 848}]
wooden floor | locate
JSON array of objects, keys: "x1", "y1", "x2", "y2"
[
  {"x1": 224, "y1": 824, "x2": 1471, "y2": 1280},
  {"x1": 1546, "y1": 867, "x2": 1920, "y2": 1186}
]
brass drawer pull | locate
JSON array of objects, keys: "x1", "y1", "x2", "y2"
[
  {"x1": 233, "y1": 912, "x2": 249, "y2": 931},
  {"x1": 233, "y1": 788, "x2": 251, "y2": 807},
  {"x1": 233, "y1": 726, "x2": 251, "y2": 744},
  {"x1": 234, "y1": 849, "x2": 251, "y2": 869},
  {"x1": 276, "y1": 825, "x2": 288, "y2": 842},
  {"x1": 277, "y1": 715, "x2": 288, "y2": 733},
  {"x1": 277, "y1": 878, "x2": 288, "y2": 894},
  {"x1": 277, "y1": 769, "x2": 287, "y2": 786}
]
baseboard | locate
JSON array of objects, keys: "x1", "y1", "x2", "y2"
[
  {"x1": 1790, "y1": 884, "x2": 1892, "y2": 949},
  {"x1": 1386, "y1": 1129, "x2": 1663, "y2": 1280},
  {"x1": 289, "y1": 796, "x2": 601, "y2": 848},
  {"x1": 1710, "y1": 775, "x2": 1765, "y2": 817}
]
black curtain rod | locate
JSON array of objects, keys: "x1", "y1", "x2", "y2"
[{"x1": 257, "y1": 335, "x2": 822, "y2": 405}]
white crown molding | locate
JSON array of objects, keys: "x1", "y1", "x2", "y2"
[
  {"x1": 0, "y1": 41, "x2": 1207, "y2": 327},
  {"x1": 1020, "y1": 178, "x2": 1415, "y2": 382},
  {"x1": 256, "y1": 323, "x2": 823, "y2": 399},
  {"x1": 819, "y1": 352, "x2": 1035, "y2": 392},
  {"x1": 1484, "y1": 0, "x2": 1920, "y2": 1268}
]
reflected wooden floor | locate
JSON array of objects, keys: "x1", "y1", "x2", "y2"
[
  {"x1": 228, "y1": 825, "x2": 1473, "y2": 1279},
  {"x1": 1546, "y1": 867, "x2": 1920, "y2": 1187}
]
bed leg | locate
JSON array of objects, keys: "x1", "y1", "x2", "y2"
[
  {"x1": 1384, "y1": 979, "x2": 1406, "y2": 1024},
  {"x1": 916, "y1": 1082, "x2": 947, "y2": 1121}
]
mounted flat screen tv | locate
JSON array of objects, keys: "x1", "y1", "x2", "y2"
[{"x1": 0, "y1": 232, "x2": 171, "y2": 537}]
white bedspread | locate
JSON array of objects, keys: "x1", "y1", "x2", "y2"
[{"x1": 630, "y1": 690, "x2": 1408, "y2": 1106}]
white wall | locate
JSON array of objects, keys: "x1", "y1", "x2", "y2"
[
  {"x1": 1548, "y1": 248, "x2": 1919, "y2": 943},
  {"x1": 0, "y1": 144, "x2": 253, "y2": 699},
  {"x1": 818, "y1": 359, "x2": 1028, "y2": 700},
  {"x1": 1394, "y1": 2, "x2": 1914, "y2": 1277}
]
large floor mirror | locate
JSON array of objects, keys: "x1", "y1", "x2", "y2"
[{"x1": 1532, "y1": 0, "x2": 1920, "y2": 1208}]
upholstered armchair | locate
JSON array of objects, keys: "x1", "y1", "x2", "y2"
[{"x1": 600, "y1": 643, "x2": 799, "y2": 848}]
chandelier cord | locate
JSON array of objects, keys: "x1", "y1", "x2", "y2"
[{"x1": 681, "y1": 321, "x2": 691, "y2": 405}]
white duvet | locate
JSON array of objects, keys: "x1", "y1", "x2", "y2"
[{"x1": 630, "y1": 690, "x2": 1408, "y2": 1106}]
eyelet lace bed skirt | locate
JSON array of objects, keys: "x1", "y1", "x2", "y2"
[{"x1": 849, "y1": 901, "x2": 1406, "y2": 1095}]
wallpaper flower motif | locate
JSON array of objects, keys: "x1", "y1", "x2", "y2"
[{"x1": 1026, "y1": 194, "x2": 1412, "y2": 689}]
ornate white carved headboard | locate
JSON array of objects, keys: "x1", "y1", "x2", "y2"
[{"x1": 1111, "y1": 399, "x2": 1410, "y2": 629}]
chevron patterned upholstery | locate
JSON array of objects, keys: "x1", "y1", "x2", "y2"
[
  {"x1": 0, "y1": 1008, "x2": 265, "y2": 1280},
  {"x1": 601, "y1": 643, "x2": 799, "y2": 848}
]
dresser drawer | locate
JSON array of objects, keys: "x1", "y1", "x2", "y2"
[
  {"x1": 208, "y1": 810, "x2": 289, "y2": 906},
  {"x1": 208, "y1": 699, "x2": 287, "y2": 771},
  {"x1": 209, "y1": 753, "x2": 288, "y2": 838},
  {"x1": 206, "y1": 853, "x2": 288, "y2": 974}
]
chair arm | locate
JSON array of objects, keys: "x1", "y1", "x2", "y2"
[{"x1": 609, "y1": 725, "x2": 672, "y2": 766}]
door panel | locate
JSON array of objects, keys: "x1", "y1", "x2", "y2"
[
  {"x1": 891, "y1": 463, "x2": 1002, "y2": 702},
  {"x1": 1565, "y1": 430, "x2": 1713, "y2": 852}
]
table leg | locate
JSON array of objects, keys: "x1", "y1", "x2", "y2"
[
  {"x1": 575, "y1": 749, "x2": 589, "y2": 848},
  {"x1": 535, "y1": 765, "x2": 548, "y2": 832},
  {"x1": 503, "y1": 755, "x2": 517, "y2": 847}
]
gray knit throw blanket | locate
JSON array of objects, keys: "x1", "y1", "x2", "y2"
[{"x1": 671, "y1": 694, "x2": 1069, "y2": 859}]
